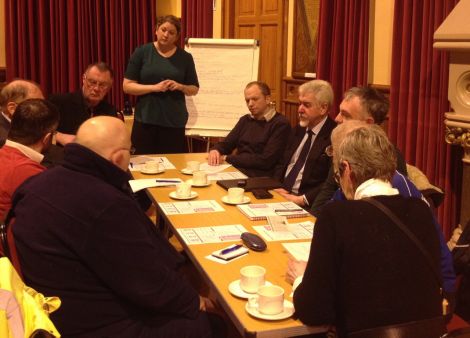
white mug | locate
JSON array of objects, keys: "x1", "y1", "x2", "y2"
[
  {"x1": 228, "y1": 187, "x2": 244, "y2": 204},
  {"x1": 193, "y1": 171, "x2": 208, "y2": 185},
  {"x1": 186, "y1": 161, "x2": 200, "y2": 172},
  {"x1": 144, "y1": 161, "x2": 162, "y2": 172},
  {"x1": 240, "y1": 265, "x2": 265, "y2": 293},
  {"x1": 249, "y1": 285, "x2": 285, "y2": 315},
  {"x1": 175, "y1": 182, "x2": 191, "y2": 198}
]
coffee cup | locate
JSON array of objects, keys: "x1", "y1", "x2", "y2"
[
  {"x1": 249, "y1": 285, "x2": 285, "y2": 315},
  {"x1": 228, "y1": 187, "x2": 245, "y2": 204},
  {"x1": 175, "y1": 182, "x2": 191, "y2": 198},
  {"x1": 186, "y1": 161, "x2": 200, "y2": 172},
  {"x1": 193, "y1": 170, "x2": 208, "y2": 185},
  {"x1": 240, "y1": 265, "x2": 265, "y2": 293},
  {"x1": 144, "y1": 161, "x2": 162, "y2": 172}
]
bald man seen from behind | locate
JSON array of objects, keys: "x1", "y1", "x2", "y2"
[{"x1": 11, "y1": 116, "x2": 223, "y2": 337}]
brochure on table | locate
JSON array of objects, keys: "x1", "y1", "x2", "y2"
[
  {"x1": 252, "y1": 221, "x2": 315, "y2": 241},
  {"x1": 159, "y1": 200, "x2": 225, "y2": 215}
]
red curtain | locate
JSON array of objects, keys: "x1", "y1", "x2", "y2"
[
  {"x1": 316, "y1": 0, "x2": 369, "y2": 116},
  {"x1": 181, "y1": 0, "x2": 213, "y2": 46},
  {"x1": 389, "y1": 0, "x2": 461, "y2": 238},
  {"x1": 5, "y1": 0, "x2": 156, "y2": 111}
]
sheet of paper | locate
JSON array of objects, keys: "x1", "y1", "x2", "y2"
[
  {"x1": 128, "y1": 178, "x2": 182, "y2": 193},
  {"x1": 159, "y1": 200, "x2": 225, "y2": 215},
  {"x1": 282, "y1": 242, "x2": 311, "y2": 261},
  {"x1": 207, "y1": 171, "x2": 248, "y2": 181},
  {"x1": 129, "y1": 156, "x2": 176, "y2": 171},
  {"x1": 199, "y1": 163, "x2": 232, "y2": 174},
  {"x1": 177, "y1": 224, "x2": 248, "y2": 244},
  {"x1": 252, "y1": 221, "x2": 314, "y2": 241}
]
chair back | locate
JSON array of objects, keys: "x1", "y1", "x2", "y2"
[{"x1": 349, "y1": 316, "x2": 446, "y2": 338}]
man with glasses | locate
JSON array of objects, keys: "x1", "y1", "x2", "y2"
[
  {"x1": 49, "y1": 62, "x2": 117, "y2": 146},
  {"x1": 0, "y1": 98, "x2": 59, "y2": 220}
]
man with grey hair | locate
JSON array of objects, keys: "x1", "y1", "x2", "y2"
[
  {"x1": 288, "y1": 123, "x2": 444, "y2": 336},
  {"x1": 49, "y1": 61, "x2": 117, "y2": 146},
  {"x1": 0, "y1": 79, "x2": 44, "y2": 145},
  {"x1": 273, "y1": 79, "x2": 336, "y2": 206}
]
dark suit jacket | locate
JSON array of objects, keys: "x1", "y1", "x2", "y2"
[
  {"x1": 274, "y1": 117, "x2": 336, "y2": 204},
  {"x1": 49, "y1": 91, "x2": 116, "y2": 135}
]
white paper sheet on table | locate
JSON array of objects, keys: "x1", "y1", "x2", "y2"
[
  {"x1": 199, "y1": 163, "x2": 232, "y2": 174},
  {"x1": 207, "y1": 171, "x2": 248, "y2": 181},
  {"x1": 177, "y1": 224, "x2": 248, "y2": 244},
  {"x1": 128, "y1": 178, "x2": 182, "y2": 192},
  {"x1": 282, "y1": 242, "x2": 311, "y2": 261},
  {"x1": 129, "y1": 156, "x2": 176, "y2": 171},
  {"x1": 252, "y1": 221, "x2": 315, "y2": 241},
  {"x1": 159, "y1": 200, "x2": 225, "y2": 215}
]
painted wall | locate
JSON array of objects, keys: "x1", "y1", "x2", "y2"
[
  {"x1": 369, "y1": 0, "x2": 394, "y2": 85},
  {"x1": 156, "y1": 0, "x2": 181, "y2": 17}
]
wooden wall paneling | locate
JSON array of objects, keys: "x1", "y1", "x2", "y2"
[
  {"x1": 230, "y1": 0, "x2": 285, "y2": 112},
  {"x1": 259, "y1": 24, "x2": 279, "y2": 102}
]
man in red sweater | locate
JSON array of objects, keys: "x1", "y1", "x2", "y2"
[{"x1": 0, "y1": 99, "x2": 59, "y2": 220}]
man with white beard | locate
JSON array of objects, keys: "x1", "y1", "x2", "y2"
[{"x1": 273, "y1": 79, "x2": 336, "y2": 207}]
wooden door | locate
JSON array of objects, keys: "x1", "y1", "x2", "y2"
[{"x1": 224, "y1": 0, "x2": 286, "y2": 111}]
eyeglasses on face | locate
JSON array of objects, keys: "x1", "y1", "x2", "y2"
[{"x1": 84, "y1": 76, "x2": 110, "y2": 90}]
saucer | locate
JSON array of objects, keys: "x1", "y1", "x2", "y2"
[
  {"x1": 221, "y1": 195, "x2": 250, "y2": 205},
  {"x1": 186, "y1": 179, "x2": 211, "y2": 187},
  {"x1": 245, "y1": 300, "x2": 294, "y2": 321},
  {"x1": 169, "y1": 191, "x2": 198, "y2": 200},
  {"x1": 140, "y1": 168, "x2": 165, "y2": 175},
  {"x1": 181, "y1": 168, "x2": 194, "y2": 175},
  {"x1": 228, "y1": 279, "x2": 272, "y2": 299}
]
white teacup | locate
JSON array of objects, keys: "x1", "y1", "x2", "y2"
[
  {"x1": 249, "y1": 285, "x2": 285, "y2": 315},
  {"x1": 144, "y1": 161, "x2": 163, "y2": 172},
  {"x1": 186, "y1": 161, "x2": 200, "y2": 172},
  {"x1": 193, "y1": 171, "x2": 208, "y2": 185},
  {"x1": 175, "y1": 182, "x2": 191, "y2": 198},
  {"x1": 228, "y1": 187, "x2": 245, "y2": 204},
  {"x1": 240, "y1": 265, "x2": 266, "y2": 293}
]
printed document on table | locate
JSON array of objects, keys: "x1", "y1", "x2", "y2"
[
  {"x1": 178, "y1": 224, "x2": 248, "y2": 245},
  {"x1": 159, "y1": 200, "x2": 225, "y2": 215},
  {"x1": 129, "y1": 156, "x2": 176, "y2": 171},
  {"x1": 199, "y1": 163, "x2": 232, "y2": 174},
  {"x1": 282, "y1": 242, "x2": 311, "y2": 261},
  {"x1": 252, "y1": 221, "x2": 315, "y2": 241},
  {"x1": 129, "y1": 178, "x2": 182, "y2": 192},
  {"x1": 207, "y1": 171, "x2": 248, "y2": 181}
]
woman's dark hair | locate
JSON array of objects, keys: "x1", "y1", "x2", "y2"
[{"x1": 156, "y1": 15, "x2": 181, "y2": 35}]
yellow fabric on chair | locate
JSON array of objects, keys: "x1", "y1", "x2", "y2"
[{"x1": 0, "y1": 257, "x2": 61, "y2": 338}]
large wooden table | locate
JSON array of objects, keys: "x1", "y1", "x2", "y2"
[{"x1": 132, "y1": 153, "x2": 327, "y2": 337}]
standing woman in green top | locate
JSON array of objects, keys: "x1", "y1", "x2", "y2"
[{"x1": 123, "y1": 15, "x2": 199, "y2": 154}]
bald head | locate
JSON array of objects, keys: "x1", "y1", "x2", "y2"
[
  {"x1": 0, "y1": 79, "x2": 44, "y2": 118},
  {"x1": 75, "y1": 116, "x2": 131, "y2": 171}
]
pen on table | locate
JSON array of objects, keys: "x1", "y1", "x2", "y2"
[
  {"x1": 155, "y1": 179, "x2": 181, "y2": 183},
  {"x1": 274, "y1": 209, "x2": 303, "y2": 212},
  {"x1": 220, "y1": 244, "x2": 243, "y2": 255}
]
